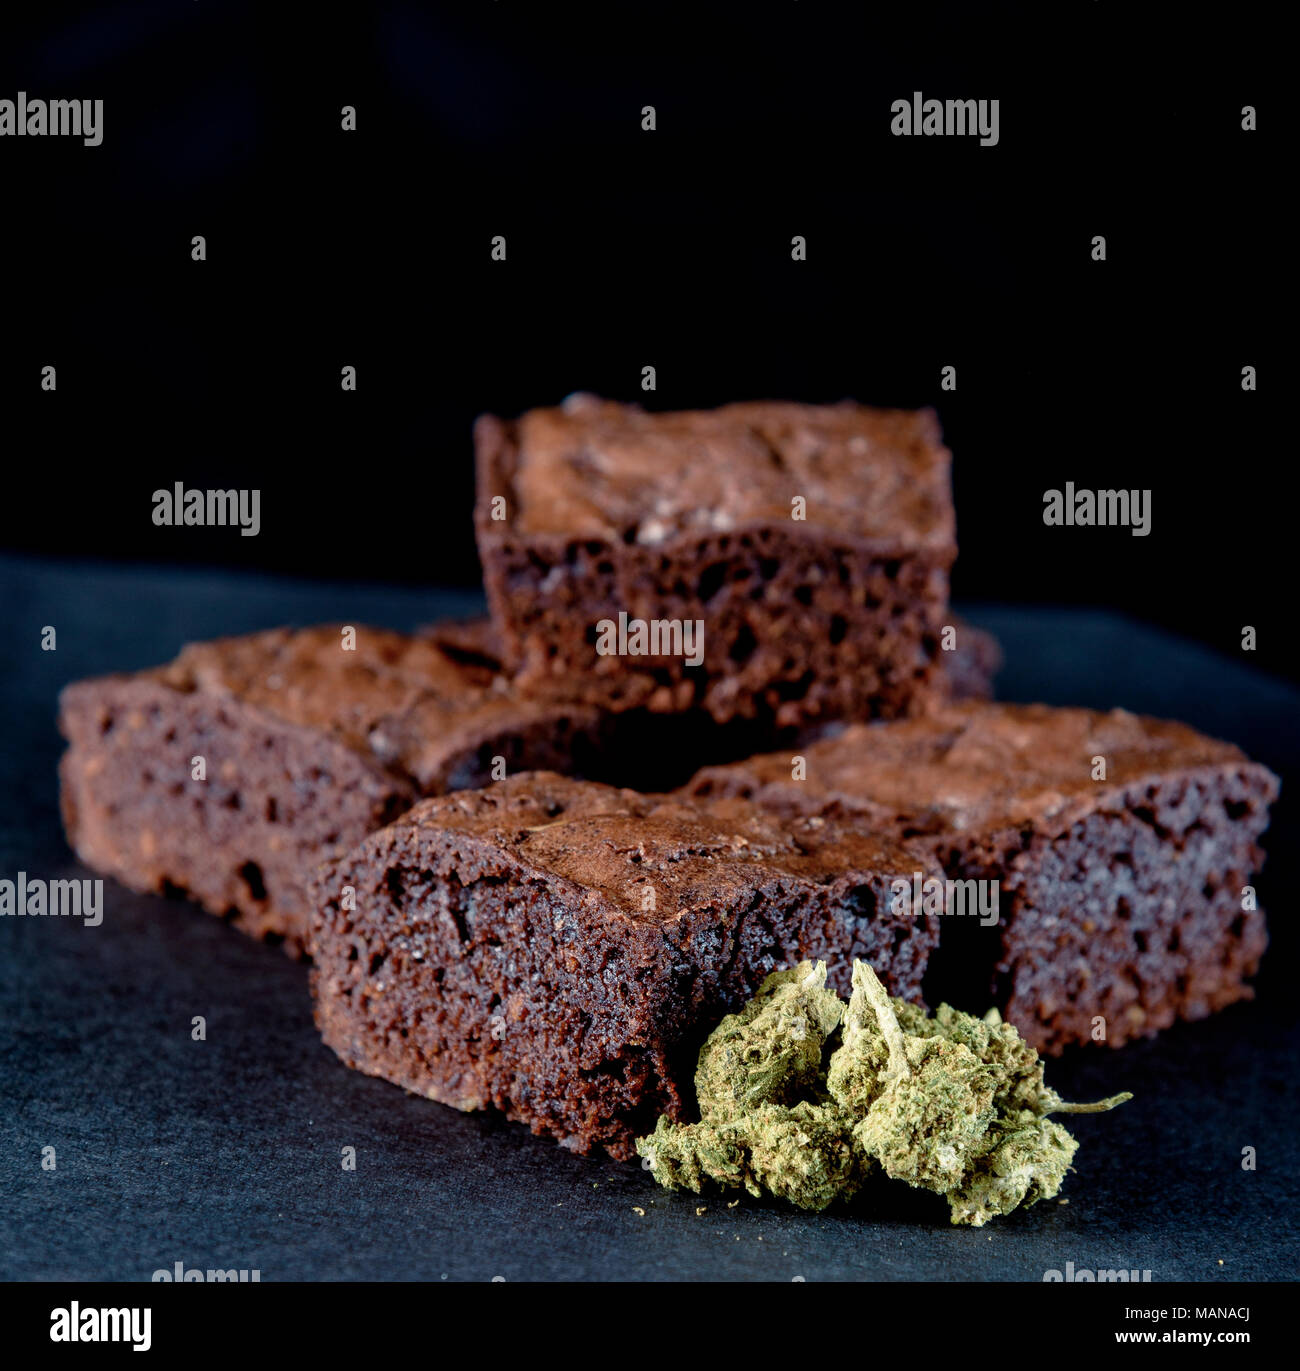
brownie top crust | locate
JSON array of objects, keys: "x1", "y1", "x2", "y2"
[
  {"x1": 478, "y1": 394, "x2": 955, "y2": 550},
  {"x1": 369, "y1": 772, "x2": 930, "y2": 923},
  {"x1": 686, "y1": 702, "x2": 1279, "y2": 838},
  {"x1": 120, "y1": 624, "x2": 562, "y2": 792}
]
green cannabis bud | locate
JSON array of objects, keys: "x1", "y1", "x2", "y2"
[
  {"x1": 638, "y1": 962, "x2": 866, "y2": 1212},
  {"x1": 639, "y1": 1102, "x2": 867, "y2": 1213},
  {"x1": 830, "y1": 961, "x2": 997, "y2": 1192},
  {"x1": 637, "y1": 957, "x2": 1131, "y2": 1226},
  {"x1": 639, "y1": 1115, "x2": 750, "y2": 1197},
  {"x1": 694, "y1": 961, "x2": 843, "y2": 1123},
  {"x1": 945, "y1": 1115, "x2": 1078, "y2": 1228},
  {"x1": 833, "y1": 961, "x2": 1130, "y2": 1224}
]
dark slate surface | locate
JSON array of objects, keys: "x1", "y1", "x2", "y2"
[{"x1": 1, "y1": 553, "x2": 1296, "y2": 1282}]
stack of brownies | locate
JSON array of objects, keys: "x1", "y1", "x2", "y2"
[{"x1": 59, "y1": 394, "x2": 1279, "y2": 1160}]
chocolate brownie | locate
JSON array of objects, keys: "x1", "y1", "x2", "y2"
[
  {"x1": 474, "y1": 395, "x2": 957, "y2": 727},
  {"x1": 58, "y1": 625, "x2": 609, "y2": 954},
  {"x1": 684, "y1": 703, "x2": 1278, "y2": 1052},
  {"x1": 308, "y1": 772, "x2": 943, "y2": 1159}
]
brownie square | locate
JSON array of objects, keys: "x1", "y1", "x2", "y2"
[
  {"x1": 684, "y1": 703, "x2": 1279, "y2": 1052},
  {"x1": 474, "y1": 395, "x2": 957, "y2": 727},
  {"x1": 308, "y1": 773, "x2": 943, "y2": 1159},
  {"x1": 58, "y1": 625, "x2": 608, "y2": 954}
]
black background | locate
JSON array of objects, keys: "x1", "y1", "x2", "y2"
[
  {"x1": 0, "y1": 3, "x2": 1288, "y2": 678},
  {"x1": 1, "y1": 5, "x2": 1296, "y2": 1290}
]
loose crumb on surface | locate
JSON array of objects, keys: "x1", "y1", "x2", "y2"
[{"x1": 632, "y1": 1206, "x2": 645, "y2": 1216}]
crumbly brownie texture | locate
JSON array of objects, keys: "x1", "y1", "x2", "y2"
[
  {"x1": 58, "y1": 625, "x2": 608, "y2": 954},
  {"x1": 308, "y1": 772, "x2": 942, "y2": 1159},
  {"x1": 475, "y1": 395, "x2": 957, "y2": 727},
  {"x1": 684, "y1": 703, "x2": 1278, "y2": 1053}
]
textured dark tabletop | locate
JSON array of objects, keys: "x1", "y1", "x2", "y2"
[{"x1": 1, "y1": 553, "x2": 1297, "y2": 1282}]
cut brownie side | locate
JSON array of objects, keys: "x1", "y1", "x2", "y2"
[
  {"x1": 475, "y1": 395, "x2": 957, "y2": 728},
  {"x1": 59, "y1": 667, "x2": 410, "y2": 947},
  {"x1": 979, "y1": 772, "x2": 1272, "y2": 1051},
  {"x1": 58, "y1": 626, "x2": 608, "y2": 954},
  {"x1": 683, "y1": 703, "x2": 1278, "y2": 1053},
  {"x1": 308, "y1": 773, "x2": 942, "y2": 1159}
]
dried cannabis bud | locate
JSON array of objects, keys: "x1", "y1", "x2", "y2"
[
  {"x1": 637, "y1": 958, "x2": 1131, "y2": 1226},
  {"x1": 640, "y1": 1101, "x2": 867, "y2": 1213},
  {"x1": 694, "y1": 961, "x2": 843, "y2": 1122},
  {"x1": 834, "y1": 962, "x2": 1130, "y2": 1222},
  {"x1": 945, "y1": 1115, "x2": 1078, "y2": 1228},
  {"x1": 638, "y1": 962, "x2": 867, "y2": 1212},
  {"x1": 842, "y1": 962, "x2": 999, "y2": 1194}
]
